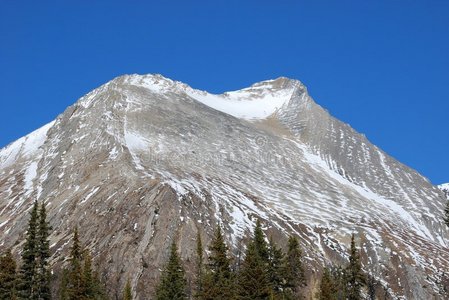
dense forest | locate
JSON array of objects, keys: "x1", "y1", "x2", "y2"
[{"x1": 0, "y1": 201, "x2": 374, "y2": 299}]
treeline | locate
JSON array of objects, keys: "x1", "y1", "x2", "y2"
[
  {"x1": 155, "y1": 221, "x2": 368, "y2": 300},
  {"x1": 318, "y1": 235, "x2": 368, "y2": 300},
  {"x1": 0, "y1": 201, "x2": 51, "y2": 299},
  {"x1": 156, "y1": 219, "x2": 306, "y2": 300},
  {"x1": 0, "y1": 201, "x2": 109, "y2": 300},
  {"x1": 0, "y1": 201, "x2": 369, "y2": 300}
]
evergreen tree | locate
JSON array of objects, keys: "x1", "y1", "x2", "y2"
[
  {"x1": 155, "y1": 241, "x2": 187, "y2": 300},
  {"x1": 267, "y1": 237, "x2": 284, "y2": 297},
  {"x1": 318, "y1": 267, "x2": 337, "y2": 300},
  {"x1": 59, "y1": 269, "x2": 70, "y2": 300},
  {"x1": 0, "y1": 249, "x2": 17, "y2": 300},
  {"x1": 346, "y1": 234, "x2": 365, "y2": 300},
  {"x1": 17, "y1": 200, "x2": 39, "y2": 299},
  {"x1": 60, "y1": 228, "x2": 108, "y2": 300},
  {"x1": 36, "y1": 202, "x2": 51, "y2": 300},
  {"x1": 82, "y1": 252, "x2": 94, "y2": 298},
  {"x1": 444, "y1": 200, "x2": 449, "y2": 228},
  {"x1": 61, "y1": 228, "x2": 84, "y2": 299},
  {"x1": 253, "y1": 220, "x2": 269, "y2": 262},
  {"x1": 194, "y1": 232, "x2": 204, "y2": 299},
  {"x1": 91, "y1": 270, "x2": 108, "y2": 300},
  {"x1": 67, "y1": 227, "x2": 84, "y2": 299},
  {"x1": 123, "y1": 279, "x2": 132, "y2": 300},
  {"x1": 282, "y1": 236, "x2": 305, "y2": 299},
  {"x1": 237, "y1": 241, "x2": 271, "y2": 300},
  {"x1": 202, "y1": 225, "x2": 235, "y2": 300},
  {"x1": 332, "y1": 266, "x2": 347, "y2": 300}
]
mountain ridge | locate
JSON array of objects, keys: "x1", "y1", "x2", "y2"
[{"x1": 0, "y1": 74, "x2": 448, "y2": 299}]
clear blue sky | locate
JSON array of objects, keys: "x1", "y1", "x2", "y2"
[{"x1": 1, "y1": 1, "x2": 448, "y2": 184}]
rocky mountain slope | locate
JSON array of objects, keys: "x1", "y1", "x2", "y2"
[{"x1": 0, "y1": 74, "x2": 448, "y2": 299}]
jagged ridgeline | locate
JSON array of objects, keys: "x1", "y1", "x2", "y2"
[{"x1": 0, "y1": 74, "x2": 448, "y2": 299}]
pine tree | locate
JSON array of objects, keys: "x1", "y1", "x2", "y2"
[
  {"x1": 60, "y1": 227, "x2": 84, "y2": 300},
  {"x1": 60, "y1": 228, "x2": 108, "y2": 300},
  {"x1": 253, "y1": 220, "x2": 269, "y2": 263},
  {"x1": 267, "y1": 237, "x2": 284, "y2": 297},
  {"x1": 333, "y1": 266, "x2": 347, "y2": 300},
  {"x1": 155, "y1": 241, "x2": 187, "y2": 300},
  {"x1": 282, "y1": 236, "x2": 305, "y2": 299},
  {"x1": 444, "y1": 200, "x2": 449, "y2": 228},
  {"x1": 123, "y1": 279, "x2": 132, "y2": 300},
  {"x1": 68, "y1": 227, "x2": 84, "y2": 299},
  {"x1": 202, "y1": 225, "x2": 235, "y2": 299},
  {"x1": 318, "y1": 267, "x2": 337, "y2": 300},
  {"x1": 17, "y1": 200, "x2": 39, "y2": 299},
  {"x1": 0, "y1": 249, "x2": 17, "y2": 300},
  {"x1": 36, "y1": 202, "x2": 51, "y2": 300},
  {"x1": 59, "y1": 269, "x2": 70, "y2": 300},
  {"x1": 194, "y1": 232, "x2": 204, "y2": 299},
  {"x1": 237, "y1": 241, "x2": 271, "y2": 300},
  {"x1": 82, "y1": 252, "x2": 94, "y2": 298},
  {"x1": 346, "y1": 234, "x2": 365, "y2": 300}
]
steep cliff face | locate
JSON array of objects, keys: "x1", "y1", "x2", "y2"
[{"x1": 0, "y1": 74, "x2": 448, "y2": 299}]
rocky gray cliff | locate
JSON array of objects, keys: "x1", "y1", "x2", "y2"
[{"x1": 0, "y1": 74, "x2": 448, "y2": 299}]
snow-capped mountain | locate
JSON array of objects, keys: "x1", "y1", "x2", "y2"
[{"x1": 0, "y1": 74, "x2": 448, "y2": 299}]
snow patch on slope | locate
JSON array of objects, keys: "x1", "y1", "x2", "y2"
[
  {"x1": 0, "y1": 121, "x2": 54, "y2": 169},
  {"x1": 289, "y1": 139, "x2": 434, "y2": 240},
  {"x1": 23, "y1": 161, "x2": 38, "y2": 196},
  {"x1": 185, "y1": 84, "x2": 295, "y2": 120}
]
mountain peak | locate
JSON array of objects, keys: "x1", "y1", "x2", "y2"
[
  {"x1": 1, "y1": 73, "x2": 449, "y2": 299},
  {"x1": 247, "y1": 76, "x2": 303, "y2": 90},
  {"x1": 107, "y1": 74, "x2": 305, "y2": 121},
  {"x1": 118, "y1": 73, "x2": 304, "y2": 96}
]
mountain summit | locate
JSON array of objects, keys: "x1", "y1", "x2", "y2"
[{"x1": 0, "y1": 74, "x2": 448, "y2": 299}]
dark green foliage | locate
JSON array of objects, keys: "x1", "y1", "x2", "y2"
[
  {"x1": 346, "y1": 234, "x2": 365, "y2": 300},
  {"x1": 207, "y1": 226, "x2": 232, "y2": 279},
  {"x1": 237, "y1": 219, "x2": 272, "y2": 300},
  {"x1": 123, "y1": 279, "x2": 132, "y2": 300},
  {"x1": 60, "y1": 228, "x2": 108, "y2": 300},
  {"x1": 444, "y1": 200, "x2": 449, "y2": 228},
  {"x1": 194, "y1": 232, "x2": 204, "y2": 299},
  {"x1": 59, "y1": 269, "x2": 70, "y2": 300},
  {"x1": 318, "y1": 267, "x2": 338, "y2": 300},
  {"x1": 0, "y1": 249, "x2": 17, "y2": 299},
  {"x1": 82, "y1": 252, "x2": 95, "y2": 298},
  {"x1": 202, "y1": 225, "x2": 235, "y2": 300},
  {"x1": 16, "y1": 201, "x2": 52, "y2": 300},
  {"x1": 267, "y1": 236, "x2": 284, "y2": 296},
  {"x1": 320, "y1": 266, "x2": 347, "y2": 300},
  {"x1": 17, "y1": 201, "x2": 39, "y2": 299},
  {"x1": 36, "y1": 202, "x2": 51, "y2": 300},
  {"x1": 66, "y1": 227, "x2": 83, "y2": 299},
  {"x1": 155, "y1": 241, "x2": 187, "y2": 300},
  {"x1": 334, "y1": 266, "x2": 348, "y2": 300},
  {"x1": 237, "y1": 241, "x2": 271, "y2": 300},
  {"x1": 282, "y1": 236, "x2": 305, "y2": 298},
  {"x1": 253, "y1": 220, "x2": 269, "y2": 263}
]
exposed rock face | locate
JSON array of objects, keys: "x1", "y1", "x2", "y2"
[{"x1": 0, "y1": 74, "x2": 448, "y2": 299}]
